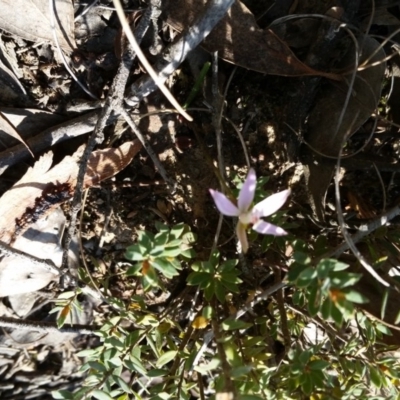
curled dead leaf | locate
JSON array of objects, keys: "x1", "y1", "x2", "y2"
[
  {"x1": 165, "y1": 0, "x2": 339, "y2": 79},
  {"x1": 302, "y1": 36, "x2": 386, "y2": 220},
  {"x1": 0, "y1": 0, "x2": 76, "y2": 52}
]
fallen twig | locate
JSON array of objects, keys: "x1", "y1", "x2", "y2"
[
  {"x1": 125, "y1": 0, "x2": 236, "y2": 107},
  {"x1": 119, "y1": 106, "x2": 176, "y2": 189},
  {"x1": 0, "y1": 316, "x2": 98, "y2": 335},
  {"x1": 61, "y1": 4, "x2": 154, "y2": 271},
  {"x1": 321, "y1": 204, "x2": 400, "y2": 260}
]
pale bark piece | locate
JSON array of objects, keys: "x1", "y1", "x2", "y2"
[
  {"x1": 0, "y1": 55, "x2": 30, "y2": 106},
  {"x1": 0, "y1": 0, "x2": 76, "y2": 52},
  {"x1": 165, "y1": 0, "x2": 338, "y2": 78},
  {"x1": 0, "y1": 111, "x2": 34, "y2": 157},
  {"x1": 0, "y1": 208, "x2": 65, "y2": 297},
  {"x1": 0, "y1": 140, "x2": 142, "y2": 243},
  {"x1": 303, "y1": 37, "x2": 386, "y2": 220},
  {"x1": 0, "y1": 107, "x2": 67, "y2": 148}
]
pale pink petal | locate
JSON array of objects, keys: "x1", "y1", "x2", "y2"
[
  {"x1": 209, "y1": 189, "x2": 240, "y2": 216},
  {"x1": 253, "y1": 220, "x2": 288, "y2": 236},
  {"x1": 238, "y1": 168, "x2": 256, "y2": 212},
  {"x1": 236, "y1": 222, "x2": 249, "y2": 253},
  {"x1": 253, "y1": 189, "x2": 291, "y2": 218}
]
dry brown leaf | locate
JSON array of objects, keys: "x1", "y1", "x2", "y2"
[
  {"x1": 0, "y1": 0, "x2": 76, "y2": 52},
  {"x1": 84, "y1": 141, "x2": 142, "y2": 186},
  {"x1": 0, "y1": 140, "x2": 142, "y2": 243},
  {"x1": 303, "y1": 37, "x2": 385, "y2": 220},
  {"x1": 165, "y1": 0, "x2": 339, "y2": 79},
  {"x1": 0, "y1": 111, "x2": 34, "y2": 157}
]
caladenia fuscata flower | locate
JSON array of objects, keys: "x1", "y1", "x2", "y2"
[{"x1": 209, "y1": 168, "x2": 290, "y2": 253}]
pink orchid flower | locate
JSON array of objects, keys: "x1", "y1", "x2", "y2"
[{"x1": 209, "y1": 168, "x2": 290, "y2": 253}]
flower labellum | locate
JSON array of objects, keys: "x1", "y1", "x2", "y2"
[{"x1": 209, "y1": 168, "x2": 290, "y2": 253}]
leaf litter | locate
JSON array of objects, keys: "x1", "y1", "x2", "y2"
[{"x1": 0, "y1": 0, "x2": 398, "y2": 397}]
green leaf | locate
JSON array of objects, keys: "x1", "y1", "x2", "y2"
[
  {"x1": 288, "y1": 264, "x2": 306, "y2": 282},
  {"x1": 204, "y1": 285, "x2": 215, "y2": 302},
  {"x1": 296, "y1": 267, "x2": 317, "y2": 288},
  {"x1": 316, "y1": 259, "x2": 336, "y2": 279},
  {"x1": 292, "y1": 290, "x2": 305, "y2": 307},
  {"x1": 331, "y1": 260, "x2": 349, "y2": 271},
  {"x1": 104, "y1": 337, "x2": 124, "y2": 351},
  {"x1": 309, "y1": 369, "x2": 326, "y2": 388},
  {"x1": 137, "y1": 230, "x2": 153, "y2": 247},
  {"x1": 214, "y1": 282, "x2": 226, "y2": 303},
  {"x1": 123, "y1": 358, "x2": 147, "y2": 376},
  {"x1": 126, "y1": 263, "x2": 143, "y2": 276},
  {"x1": 222, "y1": 318, "x2": 253, "y2": 331},
  {"x1": 147, "y1": 369, "x2": 168, "y2": 377},
  {"x1": 309, "y1": 360, "x2": 329, "y2": 370},
  {"x1": 375, "y1": 323, "x2": 392, "y2": 336},
  {"x1": 220, "y1": 259, "x2": 239, "y2": 272},
  {"x1": 92, "y1": 390, "x2": 114, "y2": 400},
  {"x1": 187, "y1": 271, "x2": 212, "y2": 287},
  {"x1": 321, "y1": 298, "x2": 332, "y2": 320},
  {"x1": 345, "y1": 290, "x2": 368, "y2": 304},
  {"x1": 194, "y1": 358, "x2": 220, "y2": 374},
  {"x1": 182, "y1": 230, "x2": 197, "y2": 245},
  {"x1": 307, "y1": 285, "x2": 321, "y2": 317},
  {"x1": 220, "y1": 271, "x2": 241, "y2": 283},
  {"x1": 202, "y1": 306, "x2": 213, "y2": 319},
  {"x1": 52, "y1": 390, "x2": 74, "y2": 399},
  {"x1": 76, "y1": 348, "x2": 100, "y2": 358},
  {"x1": 150, "y1": 259, "x2": 179, "y2": 278},
  {"x1": 124, "y1": 246, "x2": 146, "y2": 261},
  {"x1": 369, "y1": 366, "x2": 383, "y2": 389},
  {"x1": 154, "y1": 232, "x2": 169, "y2": 246},
  {"x1": 57, "y1": 291, "x2": 76, "y2": 300},
  {"x1": 136, "y1": 314, "x2": 159, "y2": 327},
  {"x1": 209, "y1": 250, "x2": 220, "y2": 266},
  {"x1": 165, "y1": 238, "x2": 183, "y2": 248},
  {"x1": 57, "y1": 305, "x2": 71, "y2": 329},
  {"x1": 154, "y1": 221, "x2": 169, "y2": 233},
  {"x1": 293, "y1": 251, "x2": 311, "y2": 265},
  {"x1": 298, "y1": 350, "x2": 311, "y2": 365},
  {"x1": 301, "y1": 373, "x2": 313, "y2": 395},
  {"x1": 88, "y1": 361, "x2": 107, "y2": 372},
  {"x1": 220, "y1": 279, "x2": 240, "y2": 293},
  {"x1": 331, "y1": 303, "x2": 344, "y2": 326},
  {"x1": 381, "y1": 289, "x2": 389, "y2": 321},
  {"x1": 156, "y1": 350, "x2": 178, "y2": 367},
  {"x1": 161, "y1": 247, "x2": 183, "y2": 258},
  {"x1": 112, "y1": 375, "x2": 132, "y2": 394},
  {"x1": 331, "y1": 272, "x2": 361, "y2": 288},
  {"x1": 170, "y1": 223, "x2": 185, "y2": 239},
  {"x1": 180, "y1": 247, "x2": 195, "y2": 259}
]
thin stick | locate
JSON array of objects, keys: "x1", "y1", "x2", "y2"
[
  {"x1": 321, "y1": 204, "x2": 400, "y2": 260},
  {"x1": 125, "y1": 0, "x2": 236, "y2": 107},
  {"x1": 62, "y1": 5, "x2": 153, "y2": 270},
  {"x1": 0, "y1": 316, "x2": 97, "y2": 335},
  {"x1": 119, "y1": 107, "x2": 176, "y2": 190},
  {"x1": 112, "y1": 0, "x2": 192, "y2": 121}
]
